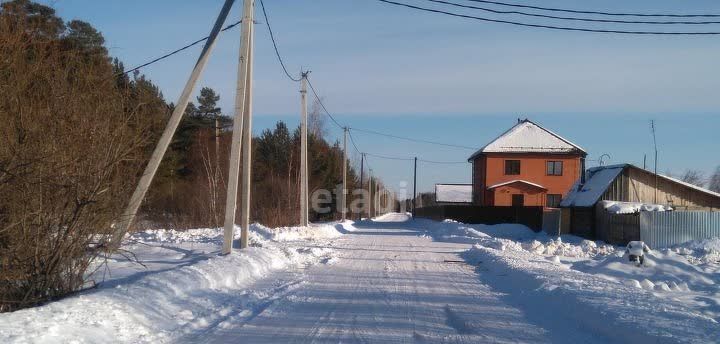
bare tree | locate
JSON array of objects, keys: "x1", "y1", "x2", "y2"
[
  {"x1": 680, "y1": 169, "x2": 706, "y2": 187},
  {"x1": 709, "y1": 166, "x2": 720, "y2": 193},
  {"x1": 309, "y1": 97, "x2": 327, "y2": 139}
]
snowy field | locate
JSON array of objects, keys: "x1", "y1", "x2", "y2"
[{"x1": 1, "y1": 214, "x2": 718, "y2": 343}]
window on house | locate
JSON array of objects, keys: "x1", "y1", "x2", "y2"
[
  {"x1": 546, "y1": 161, "x2": 563, "y2": 176},
  {"x1": 546, "y1": 194, "x2": 562, "y2": 208},
  {"x1": 505, "y1": 160, "x2": 521, "y2": 175}
]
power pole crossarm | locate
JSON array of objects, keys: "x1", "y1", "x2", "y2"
[{"x1": 114, "y1": 0, "x2": 236, "y2": 246}]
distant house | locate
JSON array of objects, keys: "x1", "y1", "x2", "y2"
[
  {"x1": 467, "y1": 119, "x2": 587, "y2": 208},
  {"x1": 435, "y1": 184, "x2": 472, "y2": 204},
  {"x1": 560, "y1": 164, "x2": 720, "y2": 242}
]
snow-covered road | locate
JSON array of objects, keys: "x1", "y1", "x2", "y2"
[
  {"x1": 3, "y1": 214, "x2": 716, "y2": 343},
  {"x1": 187, "y1": 213, "x2": 551, "y2": 343}
]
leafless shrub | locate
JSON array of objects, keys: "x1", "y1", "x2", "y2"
[{"x1": 0, "y1": 13, "x2": 163, "y2": 311}]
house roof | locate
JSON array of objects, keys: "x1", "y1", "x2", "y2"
[
  {"x1": 435, "y1": 184, "x2": 472, "y2": 203},
  {"x1": 560, "y1": 163, "x2": 720, "y2": 208},
  {"x1": 487, "y1": 179, "x2": 547, "y2": 190},
  {"x1": 468, "y1": 119, "x2": 586, "y2": 161},
  {"x1": 560, "y1": 165, "x2": 625, "y2": 207}
]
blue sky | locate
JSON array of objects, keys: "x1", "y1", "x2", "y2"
[{"x1": 43, "y1": 0, "x2": 720, "y2": 193}]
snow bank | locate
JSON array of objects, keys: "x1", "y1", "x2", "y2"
[
  {"x1": 0, "y1": 223, "x2": 342, "y2": 343},
  {"x1": 421, "y1": 219, "x2": 615, "y2": 258},
  {"x1": 464, "y1": 244, "x2": 718, "y2": 343},
  {"x1": 421, "y1": 219, "x2": 719, "y2": 342},
  {"x1": 671, "y1": 238, "x2": 720, "y2": 265}
]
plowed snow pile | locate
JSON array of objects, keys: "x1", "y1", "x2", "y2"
[
  {"x1": 0, "y1": 223, "x2": 342, "y2": 343},
  {"x1": 422, "y1": 219, "x2": 719, "y2": 343}
]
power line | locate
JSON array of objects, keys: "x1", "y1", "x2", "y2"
[
  {"x1": 419, "y1": 158, "x2": 468, "y2": 164},
  {"x1": 366, "y1": 152, "x2": 415, "y2": 161},
  {"x1": 349, "y1": 127, "x2": 478, "y2": 150},
  {"x1": 347, "y1": 129, "x2": 363, "y2": 155},
  {"x1": 259, "y1": 0, "x2": 302, "y2": 82},
  {"x1": 119, "y1": 20, "x2": 242, "y2": 76},
  {"x1": 462, "y1": 0, "x2": 720, "y2": 18},
  {"x1": 305, "y1": 77, "x2": 345, "y2": 129},
  {"x1": 375, "y1": 0, "x2": 720, "y2": 35},
  {"x1": 426, "y1": 0, "x2": 720, "y2": 25}
]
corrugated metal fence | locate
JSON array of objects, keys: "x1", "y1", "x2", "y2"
[
  {"x1": 542, "y1": 208, "x2": 561, "y2": 236},
  {"x1": 640, "y1": 211, "x2": 720, "y2": 248}
]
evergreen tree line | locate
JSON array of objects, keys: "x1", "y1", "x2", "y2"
[{"x1": 141, "y1": 86, "x2": 365, "y2": 229}]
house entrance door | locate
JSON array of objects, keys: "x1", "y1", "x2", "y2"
[{"x1": 511, "y1": 194, "x2": 524, "y2": 207}]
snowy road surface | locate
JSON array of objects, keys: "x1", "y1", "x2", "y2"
[
  {"x1": 3, "y1": 213, "x2": 716, "y2": 343},
  {"x1": 186, "y1": 213, "x2": 557, "y2": 343}
]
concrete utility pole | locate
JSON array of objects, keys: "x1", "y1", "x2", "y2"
[
  {"x1": 359, "y1": 153, "x2": 364, "y2": 220},
  {"x1": 651, "y1": 120, "x2": 658, "y2": 204},
  {"x1": 114, "y1": 0, "x2": 236, "y2": 246},
  {"x1": 215, "y1": 117, "x2": 221, "y2": 173},
  {"x1": 299, "y1": 72, "x2": 309, "y2": 227},
  {"x1": 222, "y1": 0, "x2": 254, "y2": 254},
  {"x1": 239, "y1": 18, "x2": 255, "y2": 250},
  {"x1": 341, "y1": 127, "x2": 348, "y2": 221},
  {"x1": 413, "y1": 157, "x2": 417, "y2": 218},
  {"x1": 368, "y1": 169, "x2": 374, "y2": 218}
]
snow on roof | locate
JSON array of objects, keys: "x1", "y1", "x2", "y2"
[
  {"x1": 560, "y1": 165, "x2": 625, "y2": 207},
  {"x1": 487, "y1": 179, "x2": 546, "y2": 190},
  {"x1": 468, "y1": 119, "x2": 586, "y2": 160},
  {"x1": 561, "y1": 163, "x2": 720, "y2": 208},
  {"x1": 656, "y1": 172, "x2": 720, "y2": 199},
  {"x1": 600, "y1": 201, "x2": 673, "y2": 214},
  {"x1": 435, "y1": 184, "x2": 472, "y2": 203}
]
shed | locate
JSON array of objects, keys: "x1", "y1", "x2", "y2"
[{"x1": 560, "y1": 164, "x2": 720, "y2": 243}]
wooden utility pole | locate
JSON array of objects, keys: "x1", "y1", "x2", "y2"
[
  {"x1": 114, "y1": 0, "x2": 236, "y2": 246},
  {"x1": 299, "y1": 72, "x2": 309, "y2": 227},
  {"x1": 359, "y1": 153, "x2": 365, "y2": 220},
  {"x1": 413, "y1": 157, "x2": 417, "y2": 218},
  {"x1": 341, "y1": 127, "x2": 348, "y2": 221},
  {"x1": 222, "y1": 0, "x2": 254, "y2": 254}
]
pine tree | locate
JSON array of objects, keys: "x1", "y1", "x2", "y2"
[{"x1": 196, "y1": 87, "x2": 221, "y2": 119}]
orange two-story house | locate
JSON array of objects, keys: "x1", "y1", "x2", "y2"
[{"x1": 468, "y1": 119, "x2": 587, "y2": 208}]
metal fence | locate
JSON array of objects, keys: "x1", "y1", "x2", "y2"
[
  {"x1": 640, "y1": 211, "x2": 720, "y2": 248},
  {"x1": 542, "y1": 208, "x2": 562, "y2": 236}
]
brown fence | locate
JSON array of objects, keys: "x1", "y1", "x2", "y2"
[
  {"x1": 414, "y1": 205, "x2": 543, "y2": 231},
  {"x1": 594, "y1": 204, "x2": 641, "y2": 245}
]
